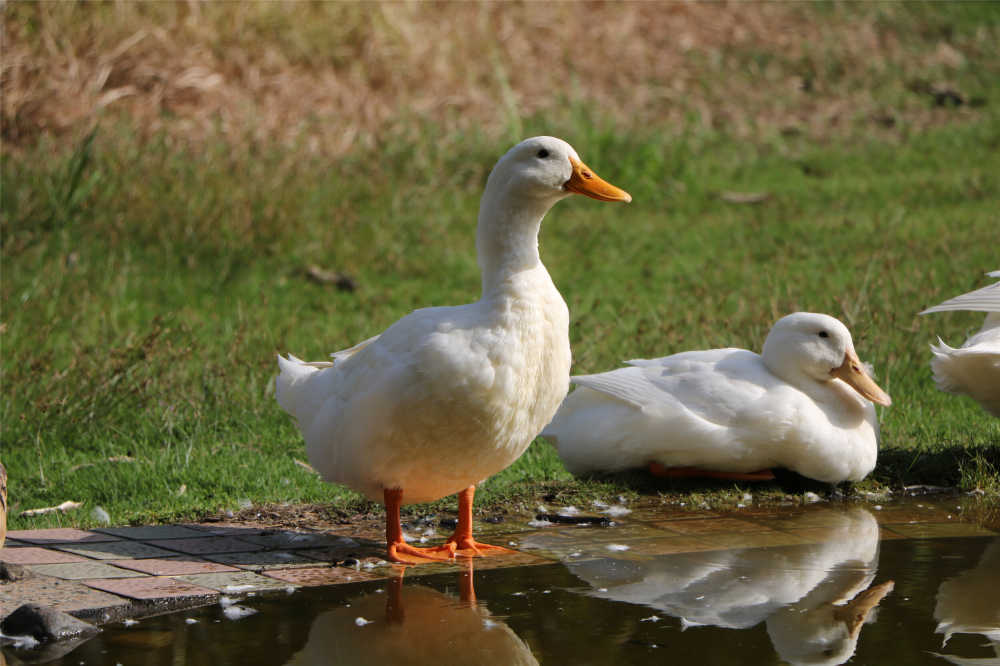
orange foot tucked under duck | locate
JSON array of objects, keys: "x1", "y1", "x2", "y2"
[{"x1": 648, "y1": 462, "x2": 776, "y2": 482}]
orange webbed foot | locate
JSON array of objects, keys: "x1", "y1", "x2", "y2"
[
  {"x1": 649, "y1": 462, "x2": 776, "y2": 481},
  {"x1": 448, "y1": 536, "x2": 517, "y2": 558},
  {"x1": 387, "y1": 540, "x2": 457, "y2": 565}
]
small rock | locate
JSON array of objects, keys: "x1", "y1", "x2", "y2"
[
  {"x1": 1, "y1": 603, "x2": 100, "y2": 642},
  {"x1": 1, "y1": 561, "x2": 33, "y2": 582},
  {"x1": 535, "y1": 512, "x2": 609, "y2": 526}
]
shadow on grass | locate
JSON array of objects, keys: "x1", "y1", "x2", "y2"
[
  {"x1": 564, "y1": 444, "x2": 1000, "y2": 501},
  {"x1": 873, "y1": 444, "x2": 1000, "y2": 491}
]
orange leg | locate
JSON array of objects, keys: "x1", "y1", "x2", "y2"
[
  {"x1": 384, "y1": 488, "x2": 456, "y2": 564},
  {"x1": 385, "y1": 570, "x2": 406, "y2": 623},
  {"x1": 445, "y1": 485, "x2": 517, "y2": 558},
  {"x1": 648, "y1": 462, "x2": 776, "y2": 482},
  {"x1": 458, "y1": 559, "x2": 477, "y2": 606}
]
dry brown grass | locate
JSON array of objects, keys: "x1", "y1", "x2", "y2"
[{"x1": 2, "y1": 1, "x2": 991, "y2": 154}]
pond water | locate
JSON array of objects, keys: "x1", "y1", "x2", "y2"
[{"x1": 6, "y1": 503, "x2": 1000, "y2": 666}]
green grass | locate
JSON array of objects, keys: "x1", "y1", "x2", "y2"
[
  {"x1": 4, "y1": 38, "x2": 1000, "y2": 529},
  {"x1": 4, "y1": 111, "x2": 998, "y2": 531}
]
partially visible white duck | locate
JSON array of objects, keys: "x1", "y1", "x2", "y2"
[
  {"x1": 543, "y1": 312, "x2": 891, "y2": 484},
  {"x1": 276, "y1": 136, "x2": 630, "y2": 564},
  {"x1": 920, "y1": 271, "x2": 1000, "y2": 418},
  {"x1": 932, "y1": 538, "x2": 1000, "y2": 665}
]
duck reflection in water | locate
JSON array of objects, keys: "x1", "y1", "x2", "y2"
[
  {"x1": 286, "y1": 561, "x2": 538, "y2": 666},
  {"x1": 933, "y1": 537, "x2": 1000, "y2": 665},
  {"x1": 565, "y1": 507, "x2": 893, "y2": 666}
]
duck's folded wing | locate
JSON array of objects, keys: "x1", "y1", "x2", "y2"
[
  {"x1": 570, "y1": 366, "x2": 660, "y2": 410},
  {"x1": 552, "y1": 349, "x2": 784, "y2": 474},
  {"x1": 573, "y1": 349, "x2": 774, "y2": 423}
]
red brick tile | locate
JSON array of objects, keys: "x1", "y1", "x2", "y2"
[
  {"x1": 55, "y1": 540, "x2": 180, "y2": 560},
  {"x1": 0, "y1": 575, "x2": 130, "y2": 617},
  {"x1": 174, "y1": 570, "x2": 296, "y2": 592},
  {"x1": 28, "y1": 561, "x2": 146, "y2": 580},
  {"x1": 240, "y1": 531, "x2": 352, "y2": 550},
  {"x1": 110, "y1": 557, "x2": 241, "y2": 576},
  {"x1": 205, "y1": 551, "x2": 319, "y2": 571},
  {"x1": 147, "y1": 536, "x2": 261, "y2": 555},
  {"x1": 262, "y1": 567, "x2": 383, "y2": 587},
  {"x1": 0, "y1": 546, "x2": 90, "y2": 565},
  {"x1": 95, "y1": 525, "x2": 206, "y2": 540},
  {"x1": 8, "y1": 528, "x2": 120, "y2": 544},
  {"x1": 84, "y1": 576, "x2": 219, "y2": 600}
]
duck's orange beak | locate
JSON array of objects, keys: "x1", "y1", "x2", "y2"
[
  {"x1": 564, "y1": 156, "x2": 632, "y2": 203},
  {"x1": 831, "y1": 349, "x2": 892, "y2": 406}
]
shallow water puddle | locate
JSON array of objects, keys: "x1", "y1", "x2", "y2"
[{"x1": 7, "y1": 501, "x2": 999, "y2": 665}]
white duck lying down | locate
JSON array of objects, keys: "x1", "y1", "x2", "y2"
[
  {"x1": 276, "y1": 136, "x2": 631, "y2": 564},
  {"x1": 543, "y1": 312, "x2": 891, "y2": 484},
  {"x1": 920, "y1": 271, "x2": 1000, "y2": 418}
]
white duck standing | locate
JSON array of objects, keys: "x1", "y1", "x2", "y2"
[
  {"x1": 920, "y1": 271, "x2": 1000, "y2": 418},
  {"x1": 543, "y1": 312, "x2": 891, "y2": 484},
  {"x1": 276, "y1": 137, "x2": 631, "y2": 564}
]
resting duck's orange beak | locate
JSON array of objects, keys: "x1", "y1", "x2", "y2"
[{"x1": 831, "y1": 349, "x2": 892, "y2": 406}]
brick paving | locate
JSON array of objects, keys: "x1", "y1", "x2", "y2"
[{"x1": 2, "y1": 499, "x2": 997, "y2": 630}]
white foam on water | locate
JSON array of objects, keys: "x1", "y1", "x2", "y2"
[{"x1": 223, "y1": 605, "x2": 257, "y2": 621}]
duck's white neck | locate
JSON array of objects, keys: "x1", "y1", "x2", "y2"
[
  {"x1": 762, "y1": 342, "x2": 835, "y2": 405},
  {"x1": 476, "y1": 183, "x2": 564, "y2": 297},
  {"x1": 765, "y1": 357, "x2": 824, "y2": 398}
]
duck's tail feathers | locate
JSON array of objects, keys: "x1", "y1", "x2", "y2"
[{"x1": 276, "y1": 353, "x2": 328, "y2": 421}]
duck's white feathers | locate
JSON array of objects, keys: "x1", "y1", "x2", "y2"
[
  {"x1": 545, "y1": 348, "x2": 877, "y2": 483},
  {"x1": 278, "y1": 268, "x2": 570, "y2": 503},
  {"x1": 928, "y1": 320, "x2": 1000, "y2": 417},
  {"x1": 921, "y1": 271, "x2": 1000, "y2": 417},
  {"x1": 275, "y1": 135, "x2": 630, "y2": 505}
]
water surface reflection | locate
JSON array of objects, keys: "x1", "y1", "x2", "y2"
[
  {"x1": 5, "y1": 501, "x2": 999, "y2": 665},
  {"x1": 566, "y1": 507, "x2": 893, "y2": 665},
  {"x1": 287, "y1": 564, "x2": 538, "y2": 666},
  {"x1": 933, "y1": 537, "x2": 1000, "y2": 665}
]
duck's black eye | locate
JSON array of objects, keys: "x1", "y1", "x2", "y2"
[
  {"x1": 818, "y1": 330, "x2": 829, "y2": 338},
  {"x1": 537, "y1": 148, "x2": 549, "y2": 159}
]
